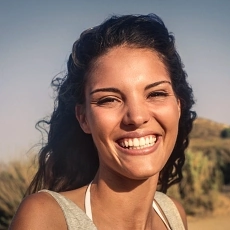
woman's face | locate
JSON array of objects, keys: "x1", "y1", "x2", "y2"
[{"x1": 76, "y1": 46, "x2": 180, "y2": 181}]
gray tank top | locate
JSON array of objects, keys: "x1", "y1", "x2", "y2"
[{"x1": 40, "y1": 189, "x2": 185, "y2": 230}]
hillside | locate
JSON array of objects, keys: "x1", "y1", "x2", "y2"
[
  {"x1": 189, "y1": 117, "x2": 230, "y2": 157},
  {"x1": 190, "y1": 117, "x2": 230, "y2": 139},
  {"x1": 191, "y1": 118, "x2": 230, "y2": 138}
]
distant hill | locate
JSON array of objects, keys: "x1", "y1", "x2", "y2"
[
  {"x1": 190, "y1": 117, "x2": 230, "y2": 139},
  {"x1": 189, "y1": 117, "x2": 230, "y2": 154}
]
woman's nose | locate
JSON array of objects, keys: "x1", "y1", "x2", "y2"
[{"x1": 122, "y1": 101, "x2": 150, "y2": 127}]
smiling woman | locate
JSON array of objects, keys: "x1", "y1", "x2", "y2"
[
  {"x1": 10, "y1": 14, "x2": 196, "y2": 230},
  {"x1": 77, "y1": 47, "x2": 181, "y2": 182}
]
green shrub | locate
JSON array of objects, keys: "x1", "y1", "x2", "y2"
[
  {"x1": 221, "y1": 128, "x2": 230, "y2": 138},
  {"x1": 168, "y1": 150, "x2": 223, "y2": 216}
]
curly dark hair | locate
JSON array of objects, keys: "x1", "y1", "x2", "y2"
[{"x1": 27, "y1": 14, "x2": 196, "y2": 195}]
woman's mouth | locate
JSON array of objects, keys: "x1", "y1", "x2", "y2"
[{"x1": 117, "y1": 135, "x2": 157, "y2": 149}]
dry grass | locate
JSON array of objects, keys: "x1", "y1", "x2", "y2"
[
  {"x1": 187, "y1": 190, "x2": 230, "y2": 230},
  {"x1": 0, "y1": 157, "x2": 37, "y2": 229}
]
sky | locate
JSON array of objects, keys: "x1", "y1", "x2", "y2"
[{"x1": 0, "y1": 0, "x2": 230, "y2": 161}]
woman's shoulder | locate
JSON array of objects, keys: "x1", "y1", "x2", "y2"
[{"x1": 9, "y1": 191, "x2": 67, "y2": 230}]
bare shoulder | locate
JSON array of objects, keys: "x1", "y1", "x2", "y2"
[
  {"x1": 169, "y1": 197, "x2": 188, "y2": 230},
  {"x1": 9, "y1": 192, "x2": 67, "y2": 230}
]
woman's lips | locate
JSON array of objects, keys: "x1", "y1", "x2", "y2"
[{"x1": 117, "y1": 135, "x2": 157, "y2": 149}]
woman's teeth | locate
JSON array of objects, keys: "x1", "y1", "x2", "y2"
[{"x1": 119, "y1": 135, "x2": 157, "y2": 149}]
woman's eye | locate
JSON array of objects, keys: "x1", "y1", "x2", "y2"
[
  {"x1": 96, "y1": 97, "x2": 120, "y2": 106},
  {"x1": 148, "y1": 91, "x2": 169, "y2": 98}
]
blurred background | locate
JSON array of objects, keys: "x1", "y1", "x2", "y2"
[{"x1": 0, "y1": 0, "x2": 230, "y2": 229}]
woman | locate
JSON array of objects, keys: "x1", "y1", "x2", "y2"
[{"x1": 10, "y1": 14, "x2": 196, "y2": 230}]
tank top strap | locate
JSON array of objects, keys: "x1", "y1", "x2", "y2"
[
  {"x1": 154, "y1": 191, "x2": 185, "y2": 230},
  {"x1": 152, "y1": 200, "x2": 171, "y2": 230},
  {"x1": 85, "y1": 182, "x2": 93, "y2": 220}
]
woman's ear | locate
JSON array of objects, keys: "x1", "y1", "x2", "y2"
[{"x1": 75, "y1": 105, "x2": 91, "y2": 134}]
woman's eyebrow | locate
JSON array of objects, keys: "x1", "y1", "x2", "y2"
[
  {"x1": 90, "y1": 81, "x2": 171, "y2": 95},
  {"x1": 145, "y1": 80, "x2": 171, "y2": 90},
  {"x1": 90, "y1": 87, "x2": 121, "y2": 95}
]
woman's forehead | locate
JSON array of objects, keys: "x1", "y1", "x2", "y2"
[
  {"x1": 84, "y1": 46, "x2": 171, "y2": 94},
  {"x1": 87, "y1": 46, "x2": 169, "y2": 79}
]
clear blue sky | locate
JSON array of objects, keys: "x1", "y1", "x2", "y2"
[{"x1": 1, "y1": 0, "x2": 230, "y2": 160}]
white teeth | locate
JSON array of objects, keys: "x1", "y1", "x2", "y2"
[
  {"x1": 119, "y1": 135, "x2": 157, "y2": 149},
  {"x1": 133, "y1": 138, "x2": 139, "y2": 147},
  {"x1": 128, "y1": 139, "x2": 133, "y2": 146},
  {"x1": 140, "y1": 137, "x2": 145, "y2": 146}
]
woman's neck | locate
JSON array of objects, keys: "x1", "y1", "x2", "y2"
[{"x1": 90, "y1": 169, "x2": 159, "y2": 230}]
